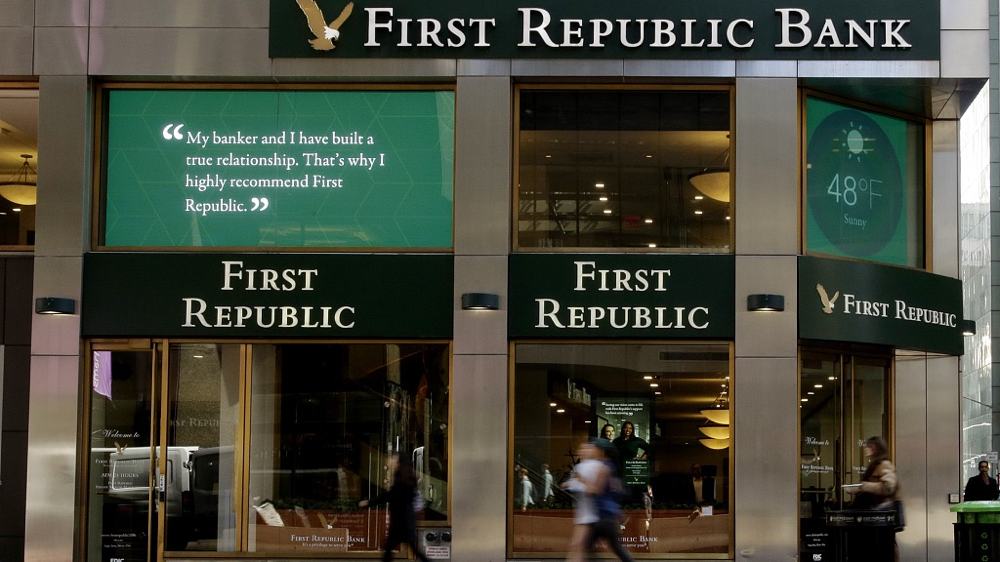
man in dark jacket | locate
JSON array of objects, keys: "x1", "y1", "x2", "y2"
[{"x1": 964, "y1": 460, "x2": 1000, "y2": 501}]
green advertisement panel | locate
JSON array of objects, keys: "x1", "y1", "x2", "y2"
[
  {"x1": 82, "y1": 253, "x2": 454, "y2": 338},
  {"x1": 269, "y1": 0, "x2": 939, "y2": 60},
  {"x1": 798, "y1": 256, "x2": 963, "y2": 355},
  {"x1": 509, "y1": 254, "x2": 735, "y2": 338},
  {"x1": 805, "y1": 97, "x2": 924, "y2": 267},
  {"x1": 103, "y1": 89, "x2": 454, "y2": 248}
]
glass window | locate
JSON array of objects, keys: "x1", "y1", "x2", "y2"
[
  {"x1": 517, "y1": 88, "x2": 732, "y2": 250},
  {"x1": 804, "y1": 95, "x2": 926, "y2": 268},
  {"x1": 247, "y1": 343, "x2": 450, "y2": 555},
  {"x1": 0, "y1": 87, "x2": 38, "y2": 249},
  {"x1": 799, "y1": 350, "x2": 891, "y2": 558},
  {"x1": 512, "y1": 342, "x2": 732, "y2": 558}
]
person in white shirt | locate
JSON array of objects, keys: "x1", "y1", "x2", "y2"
[{"x1": 562, "y1": 441, "x2": 602, "y2": 562}]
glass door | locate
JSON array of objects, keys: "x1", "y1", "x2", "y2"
[
  {"x1": 798, "y1": 349, "x2": 891, "y2": 557},
  {"x1": 85, "y1": 345, "x2": 159, "y2": 562}
]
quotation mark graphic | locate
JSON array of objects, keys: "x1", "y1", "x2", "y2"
[
  {"x1": 162, "y1": 123, "x2": 185, "y2": 140},
  {"x1": 250, "y1": 197, "x2": 270, "y2": 211}
]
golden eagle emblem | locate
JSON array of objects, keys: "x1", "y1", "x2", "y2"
[{"x1": 296, "y1": 0, "x2": 354, "y2": 51}]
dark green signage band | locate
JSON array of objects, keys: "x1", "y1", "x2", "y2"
[
  {"x1": 509, "y1": 254, "x2": 735, "y2": 338},
  {"x1": 82, "y1": 253, "x2": 454, "y2": 338},
  {"x1": 102, "y1": 89, "x2": 455, "y2": 249},
  {"x1": 270, "y1": 0, "x2": 939, "y2": 60},
  {"x1": 798, "y1": 256, "x2": 963, "y2": 355}
]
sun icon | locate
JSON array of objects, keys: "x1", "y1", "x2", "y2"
[{"x1": 842, "y1": 122, "x2": 865, "y2": 161}]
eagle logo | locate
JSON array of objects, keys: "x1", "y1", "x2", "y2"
[
  {"x1": 816, "y1": 284, "x2": 839, "y2": 314},
  {"x1": 296, "y1": 0, "x2": 354, "y2": 51}
]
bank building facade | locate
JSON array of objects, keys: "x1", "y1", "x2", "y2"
[{"x1": 0, "y1": 1, "x2": 992, "y2": 561}]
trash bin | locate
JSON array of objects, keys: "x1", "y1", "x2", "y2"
[
  {"x1": 825, "y1": 509, "x2": 897, "y2": 561},
  {"x1": 952, "y1": 501, "x2": 1000, "y2": 562}
]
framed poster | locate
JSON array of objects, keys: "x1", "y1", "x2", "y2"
[
  {"x1": 804, "y1": 96, "x2": 925, "y2": 267},
  {"x1": 101, "y1": 88, "x2": 454, "y2": 249}
]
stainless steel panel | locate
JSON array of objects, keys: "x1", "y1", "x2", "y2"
[
  {"x1": 733, "y1": 356, "x2": 799, "y2": 561},
  {"x1": 89, "y1": 27, "x2": 272, "y2": 77},
  {"x1": 0, "y1": 0, "x2": 34, "y2": 26},
  {"x1": 932, "y1": 120, "x2": 960, "y2": 277},
  {"x1": 735, "y1": 256, "x2": 798, "y2": 358},
  {"x1": 926, "y1": 355, "x2": 960, "y2": 562},
  {"x1": 625, "y1": 59, "x2": 735, "y2": 77},
  {"x1": 454, "y1": 256, "x2": 508, "y2": 356},
  {"x1": 736, "y1": 60, "x2": 797, "y2": 77},
  {"x1": 91, "y1": 0, "x2": 268, "y2": 27},
  {"x1": 33, "y1": 26, "x2": 88, "y2": 76},
  {"x1": 35, "y1": 76, "x2": 88, "y2": 258},
  {"x1": 455, "y1": 76, "x2": 511, "y2": 256},
  {"x1": 34, "y1": 0, "x2": 88, "y2": 27},
  {"x1": 458, "y1": 59, "x2": 512, "y2": 77},
  {"x1": 511, "y1": 58, "x2": 623, "y2": 77},
  {"x1": 941, "y1": 0, "x2": 989, "y2": 30},
  {"x1": 0, "y1": 28, "x2": 34, "y2": 75},
  {"x1": 940, "y1": 30, "x2": 989, "y2": 79},
  {"x1": 735, "y1": 78, "x2": 799, "y2": 255},
  {"x1": 798, "y1": 60, "x2": 939, "y2": 79},
  {"x1": 24, "y1": 354, "x2": 81, "y2": 562},
  {"x1": 451, "y1": 354, "x2": 508, "y2": 562},
  {"x1": 893, "y1": 352, "x2": 929, "y2": 562},
  {"x1": 29, "y1": 258, "x2": 82, "y2": 357},
  {"x1": 271, "y1": 57, "x2": 457, "y2": 80}
]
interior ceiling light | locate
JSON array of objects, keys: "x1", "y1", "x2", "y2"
[
  {"x1": 0, "y1": 154, "x2": 37, "y2": 206},
  {"x1": 698, "y1": 426, "x2": 730, "y2": 440},
  {"x1": 688, "y1": 142, "x2": 731, "y2": 203},
  {"x1": 699, "y1": 438, "x2": 730, "y2": 450}
]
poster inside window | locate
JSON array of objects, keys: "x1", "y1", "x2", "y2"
[
  {"x1": 805, "y1": 96, "x2": 926, "y2": 268},
  {"x1": 512, "y1": 343, "x2": 732, "y2": 557}
]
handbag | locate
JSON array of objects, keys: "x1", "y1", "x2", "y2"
[{"x1": 892, "y1": 498, "x2": 905, "y2": 532}]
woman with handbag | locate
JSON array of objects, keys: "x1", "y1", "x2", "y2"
[{"x1": 847, "y1": 436, "x2": 901, "y2": 561}]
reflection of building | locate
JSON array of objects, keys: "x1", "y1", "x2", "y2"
[{"x1": 0, "y1": 3, "x2": 989, "y2": 562}]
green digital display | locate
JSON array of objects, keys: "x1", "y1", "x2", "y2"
[
  {"x1": 805, "y1": 97, "x2": 923, "y2": 267},
  {"x1": 103, "y1": 89, "x2": 455, "y2": 248}
]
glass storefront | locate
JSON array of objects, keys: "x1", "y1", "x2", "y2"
[
  {"x1": 511, "y1": 342, "x2": 732, "y2": 557},
  {"x1": 86, "y1": 341, "x2": 450, "y2": 561}
]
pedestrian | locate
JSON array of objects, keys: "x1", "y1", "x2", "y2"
[
  {"x1": 561, "y1": 440, "x2": 602, "y2": 562},
  {"x1": 584, "y1": 438, "x2": 633, "y2": 562},
  {"x1": 359, "y1": 453, "x2": 431, "y2": 562},
  {"x1": 846, "y1": 436, "x2": 900, "y2": 562},
  {"x1": 964, "y1": 460, "x2": 999, "y2": 501}
]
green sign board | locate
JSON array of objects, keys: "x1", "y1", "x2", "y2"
[
  {"x1": 82, "y1": 253, "x2": 454, "y2": 338},
  {"x1": 509, "y1": 254, "x2": 735, "y2": 338},
  {"x1": 805, "y1": 97, "x2": 922, "y2": 267},
  {"x1": 270, "y1": 0, "x2": 939, "y2": 60},
  {"x1": 798, "y1": 256, "x2": 963, "y2": 355},
  {"x1": 103, "y1": 89, "x2": 454, "y2": 249}
]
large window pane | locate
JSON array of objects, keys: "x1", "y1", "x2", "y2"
[
  {"x1": 164, "y1": 343, "x2": 241, "y2": 552},
  {"x1": 86, "y1": 350, "x2": 155, "y2": 562},
  {"x1": 517, "y1": 89, "x2": 732, "y2": 250},
  {"x1": 805, "y1": 96, "x2": 926, "y2": 268},
  {"x1": 512, "y1": 343, "x2": 731, "y2": 557},
  {"x1": 247, "y1": 343, "x2": 449, "y2": 555}
]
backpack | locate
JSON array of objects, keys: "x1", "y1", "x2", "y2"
[{"x1": 596, "y1": 461, "x2": 624, "y2": 520}]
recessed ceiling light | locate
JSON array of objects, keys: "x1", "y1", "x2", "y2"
[
  {"x1": 814, "y1": 384, "x2": 823, "y2": 388},
  {"x1": 801, "y1": 398, "x2": 809, "y2": 402},
  {"x1": 556, "y1": 409, "x2": 565, "y2": 413},
  {"x1": 585, "y1": 420, "x2": 592, "y2": 423},
  {"x1": 550, "y1": 402, "x2": 557, "y2": 407},
  {"x1": 12, "y1": 208, "x2": 20, "y2": 212},
  {"x1": 599, "y1": 196, "x2": 608, "y2": 201},
  {"x1": 694, "y1": 210, "x2": 703, "y2": 215},
  {"x1": 648, "y1": 243, "x2": 656, "y2": 248},
  {"x1": 646, "y1": 154, "x2": 653, "y2": 158},
  {"x1": 725, "y1": 216, "x2": 731, "y2": 220},
  {"x1": 644, "y1": 219, "x2": 653, "y2": 224},
  {"x1": 604, "y1": 209, "x2": 612, "y2": 214},
  {"x1": 650, "y1": 383, "x2": 659, "y2": 388},
  {"x1": 193, "y1": 354, "x2": 204, "y2": 359},
  {"x1": 545, "y1": 155, "x2": 552, "y2": 159},
  {"x1": 694, "y1": 195, "x2": 704, "y2": 200},
  {"x1": 596, "y1": 183, "x2": 605, "y2": 188},
  {"x1": 807, "y1": 391, "x2": 815, "y2": 395},
  {"x1": 643, "y1": 375, "x2": 653, "y2": 380}
]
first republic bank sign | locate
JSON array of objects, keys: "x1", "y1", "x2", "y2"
[{"x1": 269, "y1": 0, "x2": 939, "y2": 60}]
